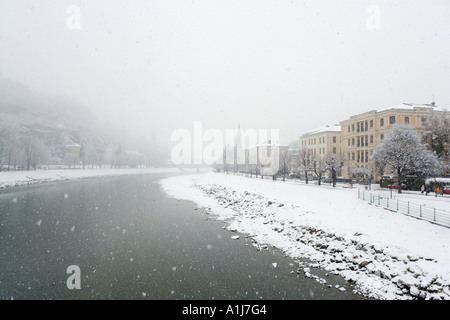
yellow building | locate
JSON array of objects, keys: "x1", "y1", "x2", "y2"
[
  {"x1": 299, "y1": 124, "x2": 341, "y2": 157},
  {"x1": 298, "y1": 125, "x2": 342, "y2": 178},
  {"x1": 340, "y1": 103, "x2": 446, "y2": 180}
]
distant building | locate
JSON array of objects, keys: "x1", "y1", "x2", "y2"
[
  {"x1": 66, "y1": 143, "x2": 81, "y2": 157},
  {"x1": 298, "y1": 124, "x2": 342, "y2": 178},
  {"x1": 244, "y1": 140, "x2": 289, "y2": 176},
  {"x1": 340, "y1": 102, "x2": 447, "y2": 180}
]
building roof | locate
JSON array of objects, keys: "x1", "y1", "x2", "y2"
[
  {"x1": 377, "y1": 102, "x2": 447, "y2": 113},
  {"x1": 65, "y1": 143, "x2": 81, "y2": 148},
  {"x1": 341, "y1": 102, "x2": 448, "y2": 123},
  {"x1": 300, "y1": 124, "x2": 341, "y2": 137}
]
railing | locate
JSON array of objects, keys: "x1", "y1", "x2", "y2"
[{"x1": 358, "y1": 189, "x2": 450, "y2": 228}]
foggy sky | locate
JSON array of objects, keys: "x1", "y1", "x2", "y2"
[{"x1": 1, "y1": 0, "x2": 449, "y2": 146}]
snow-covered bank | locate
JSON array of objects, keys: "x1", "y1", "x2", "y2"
[
  {"x1": 159, "y1": 172, "x2": 450, "y2": 300},
  {"x1": 0, "y1": 167, "x2": 183, "y2": 189}
]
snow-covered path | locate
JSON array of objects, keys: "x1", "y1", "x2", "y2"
[{"x1": 159, "y1": 172, "x2": 450, "y2": 300}]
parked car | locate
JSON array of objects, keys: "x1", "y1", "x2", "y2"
[
  {"x1": 337, "y1": 177, "x2": 351, "y2": 184},
  {"x1": 443, "y1": 186, "x2": 450, "y2": 195},
  {"x1": 386, "y1": 183, "x2": 407, "y2": 190}
]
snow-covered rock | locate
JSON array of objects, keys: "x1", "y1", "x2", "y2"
[{"x1": 159, "y1": 172, "x2": 450, "y2": 300}]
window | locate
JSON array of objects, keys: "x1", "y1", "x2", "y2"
[
  {"x1": 333, "y1": 136, "x2": 337, "y2": 143},
  {"x1": 348, "y1": 139, "x2": 350, "y2": 146},
  {"x1": 365, "y1": 121, "x2": 368, "y2": 131},
  {"x1": 365, "y1": 136, "x2": 368, "y2": 146},
  {"x1": 352, "y1": 137, "x2": 355, "y2": 145},
  {"x1": 361, "y1": 151, "x2": 364, "y2": 162},
  {"x1": 421, "y1": 117, "x2": 427, "y2": 126},
  {"x1": 352, "y1": 152, "x2": 355, "y2": 161},
  {"x1": 370, "y1": 135, "x2": 373, "y2": 144},
  {"x1": 389, "y1": 116, "x2": 395, "y2": 124},
  {"x1": 352, "y1": 124, "x2": 355, "y2": 131},
  {"x1": 348, "y1": 126, "x2": 350, "y2": 132},
  {"x1": 333, "y1": 147, "x2": 336, "y2": 154},
  {"x1": 365, "y1": 151, "x2": 368, "y2": 162},
  {"x1": 370, "y1": 120, "x2": 373, "y2": 128},
  {"x1": 380, "y1": 134, "x2": 384, "y2": 141},
  {"x1": 405, "y1": 116, "x2": 409, "y2": 124},
  {"x1": 380, "y1": 118, "x2": 384, "y2": 126},
  {"x1": 357, "y1": 123, "x2": 360, "y2": 132}
]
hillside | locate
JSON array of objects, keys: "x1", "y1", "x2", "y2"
[{"x1": 0, "y1": 75, "x2": 165, "y2": 169}]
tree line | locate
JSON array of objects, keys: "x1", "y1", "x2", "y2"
[{"x1": 0, "y1": 129, "x2": 168, "y2": 171}]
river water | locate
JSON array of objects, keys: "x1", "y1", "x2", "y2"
[{"x1": 0, "y1": 172, "x2": 363, "y2": 300}]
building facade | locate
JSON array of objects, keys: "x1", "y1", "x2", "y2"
[
  {"x1": 298, "y1": 125, "x2": 342, "y2": 178},
  {"x1": 299, "y1": 124, "x2": 341, "y2": 157},
  {"x1": 340, "y1": 103, "x2": 446, "y2": 181}
]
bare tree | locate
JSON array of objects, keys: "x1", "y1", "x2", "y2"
[
  {"x1": 311, "y1": 154, "x2": 327, "y2": 186},
  {"x1": 278, "y1": 149, "x2": 291, "y2": 181},
  {"x1": 348, "y1": 166, "x2": 370, "y2": 188},
  {"x1": 298, "y1": 149, "x2": 313, "y2": 184},
  {"x1": 21, "y1": 137, "x2": 48, "y2": 170},
  {"x1": 0, "y1": 128, "x2": 6, "y2": 171}
]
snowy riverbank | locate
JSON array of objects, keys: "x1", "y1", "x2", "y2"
[
  {"x1": 159, "y1": 172, "x2": 450, "y2": 300},
  {"x1": 0, "y1": 167, "x2": 183, "y2": 189}
]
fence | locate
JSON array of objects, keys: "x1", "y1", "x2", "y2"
[{"x1": 358, "y1": 189, "x2": 450, "y2": 228}]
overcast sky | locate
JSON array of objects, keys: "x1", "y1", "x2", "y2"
[{"x1": 1, "y1": 0, "x2": 449, "y2": 145}]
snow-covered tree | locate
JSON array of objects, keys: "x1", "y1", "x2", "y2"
[
  {"x1": 324, "y1": 154, "x2": 344, "y2": 187},
  {"x1": 311, "y1": 154, "x2": 327, "y2": 186},
  {"x1": 422, "y1": 110, "x2": 449, "y2": 175},
  {"x1": 422, "y1": 110, "x2": 449, "y2": 160},
  {"x1": 373, "y1": 124, "x2": 442, "y2": 193}
]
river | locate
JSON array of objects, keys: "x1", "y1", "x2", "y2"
[{"x1": 0, "y1": 172, "x2": 363, "y2": 300}]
